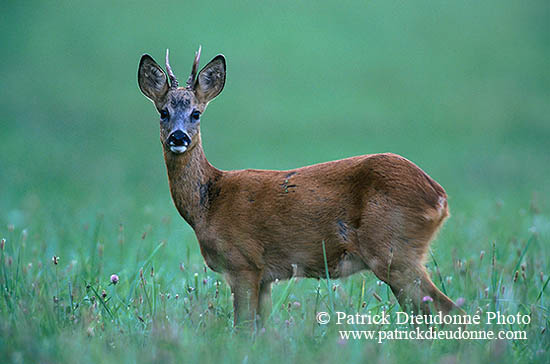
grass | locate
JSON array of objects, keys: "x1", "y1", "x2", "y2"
[
  {"x1": 1, "y1": 193, "x2": 549, "y2": 363},
  {"x1": 1, "y1": 0, "x2": 549, "y2": 362}
]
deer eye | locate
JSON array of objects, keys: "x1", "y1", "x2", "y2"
[
  {"x1": 160, "y1": 109, "x2": 169, "y2": 120},
  {"x1": 191, "y1": 110, "x2": 201, "y2": 121}
]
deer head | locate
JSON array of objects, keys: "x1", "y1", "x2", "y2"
[{"x1": 138, "y1": 47, "x2": 226, "y2": 154}]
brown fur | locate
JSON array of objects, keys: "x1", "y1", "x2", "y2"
[{"x1": 138, "y1": 49, "x2": 460, "y2": 328}]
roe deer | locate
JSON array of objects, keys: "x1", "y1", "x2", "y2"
[{"x1": 137, "y1": 47, "x2": 461, "y2": 328}]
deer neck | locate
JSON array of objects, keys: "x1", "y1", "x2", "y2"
[{"x1": 163, "y1": 132, "x2": 222, "y2": 229}]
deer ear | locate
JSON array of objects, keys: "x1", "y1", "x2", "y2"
[
  {"x1": 194, "y1": 55, "x2": 226, "y2": 104},
  {"x1": 138, "y1": 54, "x2": 169, "y2": 103}
]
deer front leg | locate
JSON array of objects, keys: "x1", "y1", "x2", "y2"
[
  {"x1": 228, "y1": 271, "x2": 261, "y2": 329},
  {"x1": 258, "y1": 281, "x2": 272, "y2": 327}
]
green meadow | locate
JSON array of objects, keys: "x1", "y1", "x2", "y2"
[{"x1": 1, "y1": 1, "x2": 549, "y2": 362}]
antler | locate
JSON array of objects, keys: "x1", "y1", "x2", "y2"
[
  {"x1": 185, "y1": 45, "x2": 202, "y2": 89},
  {"x1": 165, "y1": 49, "x2": 178, "y2": 89}
]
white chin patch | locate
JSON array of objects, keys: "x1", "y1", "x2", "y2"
[{"x1": 170, "y1": 146, "x2": 187, "y2": 154}]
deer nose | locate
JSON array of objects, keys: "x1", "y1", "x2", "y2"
[{"x1": 168, "y1": 130, "x2": 191, "y2": 147}]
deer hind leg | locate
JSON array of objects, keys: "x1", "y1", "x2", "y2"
[
  {"x1": 362, "y1": 239, "x2": 457, "y2": 315},
  {"x1": 385, "y1": 258, "x2": 457, "y2": 315}
]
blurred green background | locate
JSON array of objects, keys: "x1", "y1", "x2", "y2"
[
  {"x1": 2, "y1": 0, "x2": 549, "y2": 220},
  {"x1": 0, "y1": 1, "x2": 549, "y2": 362}
]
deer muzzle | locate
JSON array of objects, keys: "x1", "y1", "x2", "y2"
[{"x1": 168, "y1": 130, "x2": 191, "y2": 154}]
